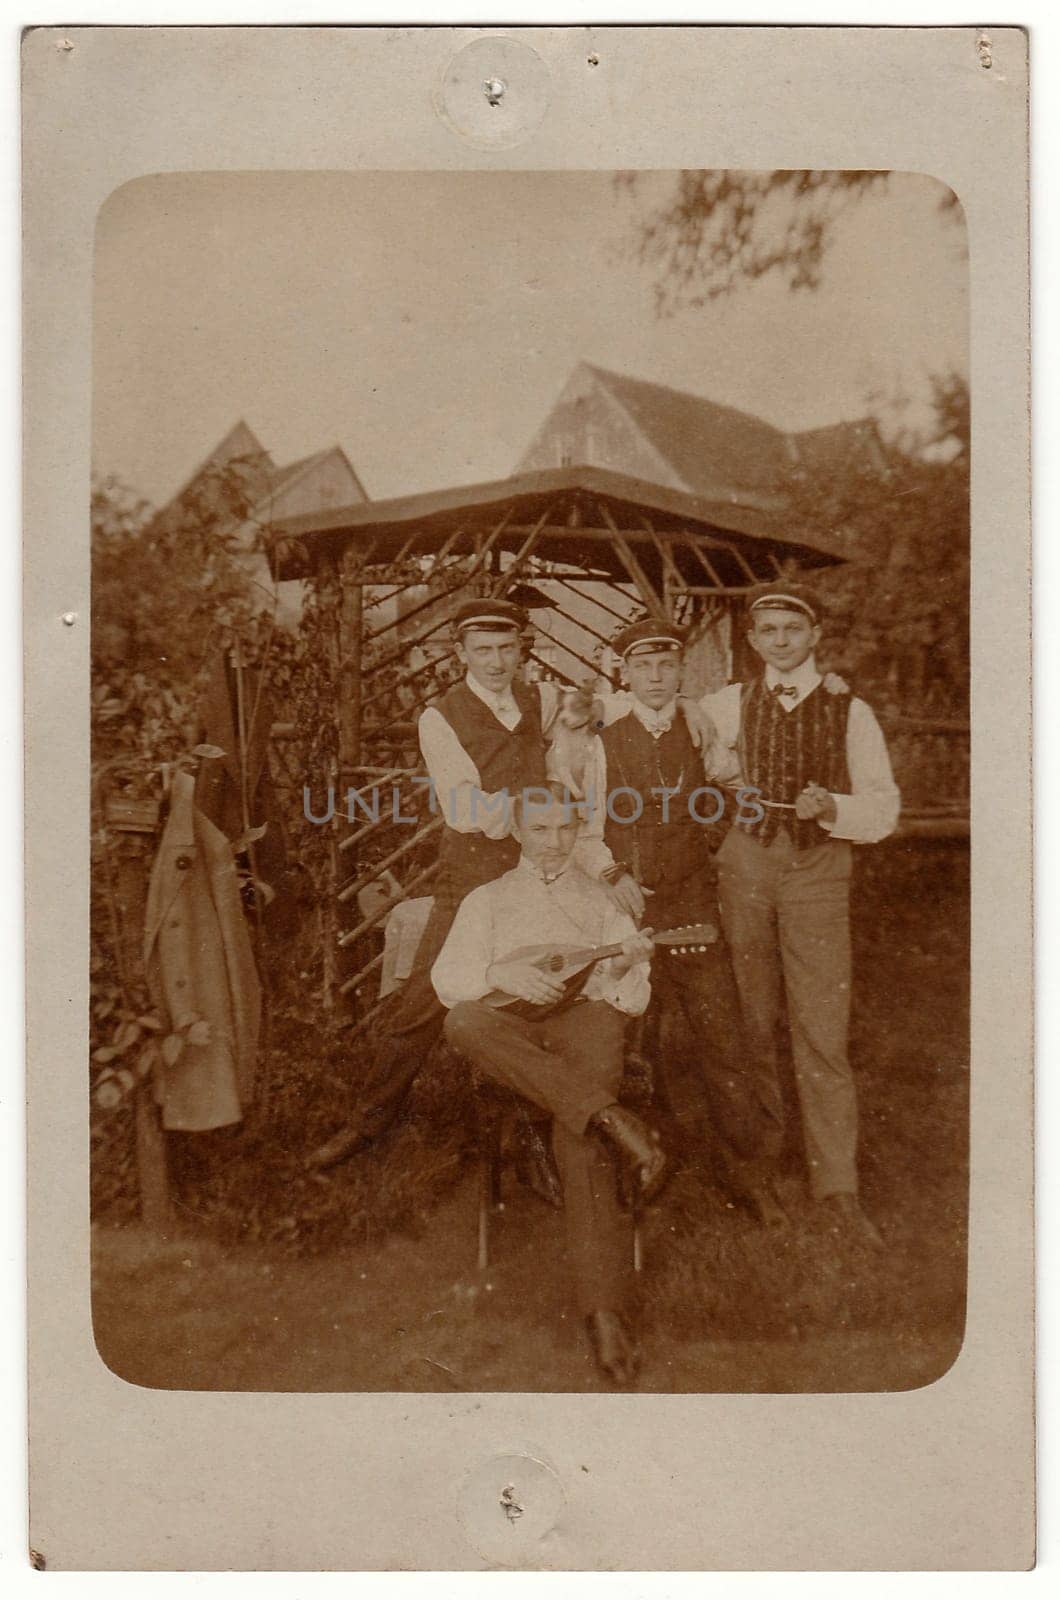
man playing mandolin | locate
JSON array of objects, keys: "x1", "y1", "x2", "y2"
[{"x1": 433, "y1": 782, "x2": 662, "y2": 1385}]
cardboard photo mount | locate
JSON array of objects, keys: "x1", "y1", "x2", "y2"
[{"x1": 23, "y1": 25, "x2": 1032, "y2": 1571}]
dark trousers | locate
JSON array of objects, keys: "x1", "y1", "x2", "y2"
[
  {"x1": 444, "y1": 999, "x2": 630, "y2": 1315},
  {"x1": 351, "y1": 881, "x2": 460, "y2": 1139},
  {"x1": 640, "y1": 881, "x2": 777, "y2": 1196},
  {"x1": 716, "y1": 826, "x2": 857, "y2": 1199}
]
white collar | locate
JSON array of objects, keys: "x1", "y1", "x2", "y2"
[
  {"x1": 765, "y1": 656, "x2": 821, "y2": 696},
  {"x1": 630, "y1": 697, "x2": 678, "y2": 737},
  {"x1": 466, "y1": 672, "x2": 518, "y2": 716},
  {"x1": 517, "y1": 853, "x2": 575, "y2": 887}
]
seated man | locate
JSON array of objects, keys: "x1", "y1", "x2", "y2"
[{"x1": 432, "y1": 782, "x2": 661, "y2": 1386}]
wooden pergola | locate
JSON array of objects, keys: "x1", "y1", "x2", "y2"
[{"x1": 266, "y1": 465, "x2": 844, "y2": 1019}]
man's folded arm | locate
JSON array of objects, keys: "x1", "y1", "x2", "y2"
[
  {"x1": 819, "y1": 698, "x2": 901, "y2": 844},
  {"x1": 570, "y1": 737, "x2": 618, "y2": 879},
  {"x1": 417, "y1": 706, "x2": 513, "y2": 839}
]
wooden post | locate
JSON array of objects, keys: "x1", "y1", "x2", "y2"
[
  {"x1": 338, "y1": 543, "x2": 364, "y2": 777},
  {"x1": 106, "y1": 815, "x2": 172, "y2": 1228},
  {"x1": 316, "y1": 553, "x2": 344, "y2": 1010}
]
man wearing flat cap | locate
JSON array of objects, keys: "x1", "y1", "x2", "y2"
[
  {"x1": 701, "y1": 581, "x2": 900, "y2": 1246},
  {"x1": 577, "y1": 617, "x2": 783, "y2": 1225},
  {"x1": 311, "y1": 596, "x2": 590, "y2": 1165}
]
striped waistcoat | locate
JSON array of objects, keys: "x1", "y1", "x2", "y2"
[{"x1": 736, "y1": 677, "x2": 852, "y2": 851}]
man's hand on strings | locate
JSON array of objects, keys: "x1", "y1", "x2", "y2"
[{"x1": 485, "y1": 957, "x2": 567, "y2": 1006}]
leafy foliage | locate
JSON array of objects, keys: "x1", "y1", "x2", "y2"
[
  {"x1": 621, "y1": 170, "x2": 961, "y2": 313},
  {"x1": 794, "y1": 372, "x2": 970, "y2": 720}
]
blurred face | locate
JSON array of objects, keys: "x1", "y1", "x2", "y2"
[
  {"x1": 624, "y1": 647, "x2": 682, "y2": 710},
  {"x1": 748, "y1": 607, "x2": 821, "y2": 673},
  {"x1": 515, "y1": 795, "x2": 581, "y2": 878},
  {"x1": 457, "y1": 628, "x2": 522, "y2": 695}
]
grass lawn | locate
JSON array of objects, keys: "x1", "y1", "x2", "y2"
[{"x1": 92, "y1": 837, "x2": 968, "y2": 1393}]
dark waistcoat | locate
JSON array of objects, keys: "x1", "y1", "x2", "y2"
[
  {"x1": 432, "y1": 677, "x2": 548, "y2": 895},
  {"x1": 736, "y1": 677, "x2": 852, "y2": 851},
  {"x1": 599, "y1": 710, "x2": 719, "y2": 903}
]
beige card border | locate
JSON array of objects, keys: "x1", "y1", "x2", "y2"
[{"x1": 24, "y1": 24, "x2": 1032, "y2": 1570}]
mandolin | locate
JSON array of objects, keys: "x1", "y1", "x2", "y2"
[{"x1": 480, "y1": 922, "x2": 719, "y2": 1019}]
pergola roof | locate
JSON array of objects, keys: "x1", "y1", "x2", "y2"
[{"x1": 266, "y1": 463, "x2": 844, "y2": 589}]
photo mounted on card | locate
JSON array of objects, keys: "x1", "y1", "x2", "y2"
[{"x1": 24, "y1": 24, "x2": 1032, "y2": 1571}]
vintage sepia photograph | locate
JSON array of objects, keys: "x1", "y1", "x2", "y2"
[{"x1": 88, "y1": 166, "x2": 970, "y2": 1396}]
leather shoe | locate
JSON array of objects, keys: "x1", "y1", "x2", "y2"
[
  {"x1": 821, "y1": 1192, "x2": 884, "y2": 1249},
  {"x1": 586, "y1": 1310, "x2": 639, "y2": 1385},
  {"x1": 744, "y1": 1183, "x2": 789, "y2": 1230},
  {"x1": 591, "y1": 1103, "x2": 669, "y2": 1203},
  {"x1": 306, "y1": 1122, "x2": 370, "y2": 1171},
  {"x1": 512, "y1": 1120, "x2": 563, "y2": 1210}
]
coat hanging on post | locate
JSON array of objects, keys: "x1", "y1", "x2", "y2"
[
  {"x1": 193, "y1": 649, "x2": 291, "y2": 931},
  {"x1": 143, "y1": 768, "x2": 261, "y2": 1131}
]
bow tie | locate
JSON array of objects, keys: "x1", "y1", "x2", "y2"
[
  {"x1": 636, "y1": 707, "x2": 674, "y2": 736},
  {"x1": 771, "y1": 683, "x2": 799, "y2": 701}
]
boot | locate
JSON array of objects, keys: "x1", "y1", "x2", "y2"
[
  {"x1": 820, "y1": 1192, "x2": 884, "y2": 1249},
  {"x1": 590, "y1": 1103, "x2": 668, "y2": 1203},
  {"x1": 511, "y1": 1119, "x2": 564, "y2": 1210},
  {"x1": 306, "y1": 1121, "x2": 370, "y2": 1171},
  {"x1": 586, "y1": 1310, "x2": 639, "y2": 1385}
]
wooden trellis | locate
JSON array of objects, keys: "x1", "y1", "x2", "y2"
[{"x1": 266, "y1": 465, "x2": 844, "y2": 1023}]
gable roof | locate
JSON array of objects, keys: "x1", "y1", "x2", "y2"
[
  {"x1": 265, "y1": 444, "x2": 369, "y2": 506},
  {"x1": 787, "y1": 417, "x2": 886, "y2": 477},
  {"x1": 157, "y1": 419, "x2": 273, "y2": 514},
  {"x1": 585, "y1": 364, "x2": 796, "y2": 500},
  {"x1": 153, "y1": 429, "x2": 369, "y2": 536}
]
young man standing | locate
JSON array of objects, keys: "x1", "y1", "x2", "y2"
[
  {"x1": 579, "y1": 618, "x2": 784, "y2": 1227},
  {"x1": 434, "y1": 784, "x2": 660, "y2": 1385},
  {"x1": 703, "y1": 582, "x2": 900, "y2": 1245},
  {"x1": 311, "y1": 596, "x2": 565, "y2": 1166}
]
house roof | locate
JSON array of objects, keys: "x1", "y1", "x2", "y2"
[
  {"x1": 154, "y1": 419, "x2": 272, "y2": 517},
  {"x1": 787, "y1": 417, "x2": 886, "y2": 476},
  {"x1": 265, "y1": 462, "x2": 845, "y2": 592},
  {"x1": 261, "y1": 444, "x2": 368, "y2": 506},
  {"x1": 153, "y1": 430, "x2": 368, "y2": 531},
  {"x1": 585, "y1": 364, "x2": 796, "y2": 500},
  {"x1": 566, "y1": 364, "x2": 883, "y2": 499}
]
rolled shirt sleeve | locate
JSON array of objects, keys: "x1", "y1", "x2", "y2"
[
  {"x1": 698, "y1": 684, "x2": 744, "y2": 784},
  {"x1": 430, "y1": 884, "x2": 494, "y2": 1008},
  {"x1": 819, "y1": 696, "x2": 901, "y2": 844},
  {"x1": 570, "y1": 736, "x2": 616, "y2": 880},
  {"x1": 537, "y1": 680, "x2": 562, "y2": 738},
  {"x1": 591, "y1": 898, "x2": 651, "y2": 1016},
  {"x1": 417, "y1": 705, "x2": 513, "y2": 840}
]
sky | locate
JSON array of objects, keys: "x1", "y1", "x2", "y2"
[{"x1": 93, "y1": 170, "x2": 968, "y2": 509}]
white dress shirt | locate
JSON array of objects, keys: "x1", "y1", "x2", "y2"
[
  {"x1": 700, "y1": 656, "x2": 900, "y2": 844},
  {"x1": 431, "y1": 855, "x2": 651, "y2": 1016},
  {"x1": 417, "y1": 675, "x2": 562, "y2": 839}
]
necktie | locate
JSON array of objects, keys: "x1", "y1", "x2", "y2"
[{"x1": 771, "y1": 683, "x2": 798, "y2": 701}]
